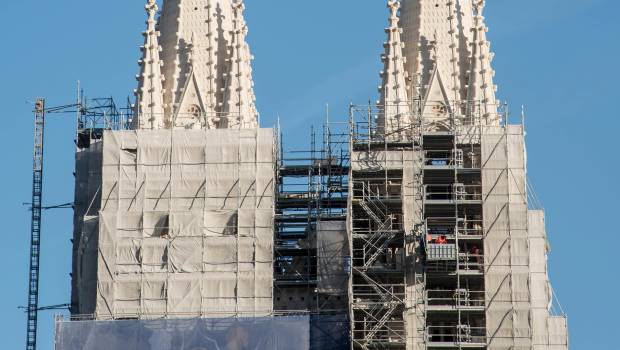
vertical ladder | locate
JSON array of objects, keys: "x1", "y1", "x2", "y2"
[{"x1": 26, "y1": 98, "x2": 45, "y2": 350}]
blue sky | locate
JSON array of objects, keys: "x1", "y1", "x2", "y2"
[{"x1": 0, "y1": 0, "x2": 618, "y2": 349}]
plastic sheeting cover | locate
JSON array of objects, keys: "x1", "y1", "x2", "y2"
[
  {"x1": 482, "y1": 126, "x2": 533, "y2": 347},
  {"x1": 56, "y1": 315, "x2": 351, "y2": 350},
  {"x1": 56, "y1": 316, "x2": 310, "y2": 350},
  {"x1": 317, "y1": 221, "x2": 349, "y2": 294},
  {"x1": 74, "y1": 129, "x2": 275, "y2": 318}
]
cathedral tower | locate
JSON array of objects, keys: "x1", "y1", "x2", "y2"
[{"x1": 347, "y1": 1, "x2": 569, "y2": 349}]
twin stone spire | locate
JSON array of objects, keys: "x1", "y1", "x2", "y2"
[
  {"x1": 134, "y1": 0, "x2": 498, "y2": 131},
  {"x1": 134, "y1": 0, "x2": 257, "y2": 130}
]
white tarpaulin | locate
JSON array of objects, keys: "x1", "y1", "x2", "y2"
[
  {"x1": 316, "y1": 221, "x2": 349, "y2": 294},
  {"x1": 73, "y1": 129, "x2": 275, "y2": 319},
  {"x1": 55, "y1": 315, "x2": 351, "y2": 350},
  {"x1": 55, "y1": 316, "x2": 310, "y2": 350},
  {"x1": 482, "y1": 125, "x2": 533, "y2": 348},
  {"x1": 482, "y1": 126, "x2": 567, "y2": 349}
]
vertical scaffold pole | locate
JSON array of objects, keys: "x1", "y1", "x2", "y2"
[{"x1": 26, "y1": 98, "x2": 45, "y2": 350}]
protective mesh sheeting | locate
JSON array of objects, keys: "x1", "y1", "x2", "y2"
[
  {"x1": 404, "y1": 309, "x2": 423, "y2": 350},
  {"x1": 72, "y1": 142, "x2": 104, "y2": 314},
  {"x1": 482, "y1": 126, "x2": 532, "y2": 347},
  {"x1": 75, "y1": 216, "x2": 99, "y2": 314},
  {"x1": 529, "y1": 210, "x2": 568, "y2": 349},
  {"x1": 317, "y1": 221, "x2": 349, "y2": 294},
  {"x1": 55, "y1": 316, "x2": 309, "y2": 350},
  {"x1": 529, "y1": 209, "x2": 550, "y2": 347},
  {"x1": 402, "y1": 157, "x2": 424, "y2": 349},
  {"x1": 309, "y1": 314, "x2": 350, "y2": 349},
  {"x1": 74, "y1": 129, "x2": 275, "y2": 319},
  {"x1": 548, "y1": 316, "x2": 568, "y2": 347},
  {"x1": 482, "y1": 126, "x2": 568, "y2": 348}
]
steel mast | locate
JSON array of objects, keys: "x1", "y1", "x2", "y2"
[{"x1": 26, "y1": 98, "x2": 46, "y2": 350}]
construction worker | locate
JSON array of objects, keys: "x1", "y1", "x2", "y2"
[
  {"x1": 436, "y1": 235, "x2": 448, "y2": 244},
  {"x1": 471, "y1": 245, "x2": 482, "y2": 269}
]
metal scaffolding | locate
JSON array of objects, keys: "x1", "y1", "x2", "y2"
[
  {"x1": 274, "y1": 121, "x2": 350, "y2": 315},
  {"x1": 347, "y1": 100, "x2": 501, "y2": 349},
  {"x1": 348, "y1": 103, "x2": 419, "y2": 349},
  {"x1": 33, "y1": 93, "x2": 568, "y2": 350}
]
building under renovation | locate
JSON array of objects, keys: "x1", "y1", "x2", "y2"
[{"x1": 52, "y1": 0, "x2": 568, "y2": 349}]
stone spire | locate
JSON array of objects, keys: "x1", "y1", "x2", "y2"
[
  {"x1": 147, "y1": 0, "x2": 258, "y2": 129},
  {"x1": 134, "y1": 0, "x2": 166, "y2": 129},
  {"x1": 221, "y1": 1, "x2": 259, "y2": 129},
  {"x1": 399, "y1": 0, "x2": 499, "y2": 125},
  {"x1": 377, "y1": 0, "x2": 411, "y2": 137},
  {"x1": 467, "y1": 0, "x2": 499, "y2": 123}
]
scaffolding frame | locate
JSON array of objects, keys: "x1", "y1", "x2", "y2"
[
  {"x1": 348, "y1": 102, "x2": 421, "y2": 349},
  {"x1": 347, "y1": 100, "x2": 508, "y2": 349},
  {"x1": 37, "y1": 85, "x2": 567, "y2": 349},
  {"x1": 274, "y1": 121, "x2": 351, "y2": 316},
  {"x1": 420, "y1": 107, "x2": 486, "y2": 350}
]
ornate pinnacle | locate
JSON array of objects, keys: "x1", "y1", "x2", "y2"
[
  {"x1": 146, "y1": 0, "x2": 158, "y2": 19},
  {"x1": 387, "y1": 0, "x2": 400, "y2": 27}
]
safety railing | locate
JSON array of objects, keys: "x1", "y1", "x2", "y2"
[
  {"x1": 424, "y1": 184, "x2": 482, "y2": 202},
  {"x1": 458, "y1": 252, "x2": 484, "y2": 272},
  {"x1": 351, "y1": 243, "x2": 403, "y2": 270},
  {"x1": 423, "y1": 149, "x2": 464, "y2": 167},
  {"x1": 58, "y1": 310, "x2": 311, "y2": 322},
  {"x1": 351, "y1": 284, "x2": 406, "y2": 304},
  {"x1": 351, "y1": 218, "x2": 403, "y2": 234},
  {"x1": 352, "y1": 181, "x2": 401, "y2": 202},
  {"x1": 424, "y1": 218, "x2": 484, "y2": 238},
  {"x1": 426, "y1": 325, "x2": 486, "y2": 345},
  {"x1": 351, "y1": 323, "x2": 406, "y2": 345},
  {"x1": 349, "y1": 101, "x2": 509, "y2": 143},
  {"x1": 424, "y1": 246, "x2": 484, "y2": 273},
  {"x1": 350, "y1": 104, "x2": 419, "y2": 145},
  {"x1": 277, "y1": 191, "x2": 319, "y2": 200},
  {"x1": 426, "y1": 289, "x2": 485, "y2": 308},
  {"x1": 458, "y1": 219, "x2": 484, "y2": 237},
  {"x1": 275, "y1": 238, "x2": 314, "y2": 250},
  {"x1": 133, "y1": 112, "x2": 248, "y2": 129}
]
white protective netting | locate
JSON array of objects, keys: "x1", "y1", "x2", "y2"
[
  {"x1": 316, "y1": 221, "x2": 349, "y2": 294},
  {"x1": 55, "y1": 316, "x2": 310, "y2": 350},
  {"x1": 482, "y1": 125, "x2": 532, "y2": 348},
  {"x1": 75, "y1": 129, "x2": 275, "y2": 319},
  {"x1": 72, "y1": 141, "x2": 104, "y2": 313},
  {"x1": 529, "y1": 210, "x2": 569, "y2": 349},
  {"x1": 482, "y1": 125, "x2": 568, "y2": 349}
]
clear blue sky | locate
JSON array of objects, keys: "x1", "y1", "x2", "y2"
[{"x1": 1, "y1": 0, "x2": 618, "y2": 349}]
